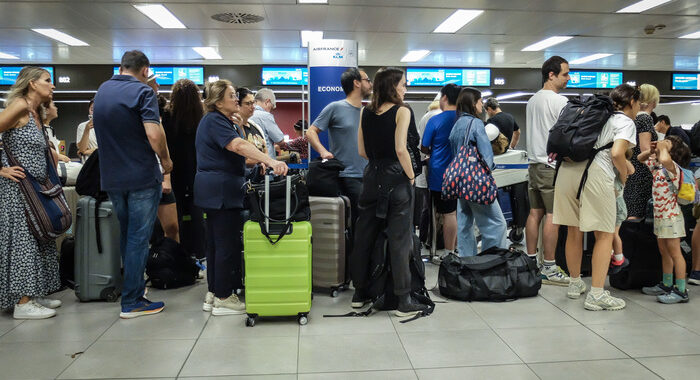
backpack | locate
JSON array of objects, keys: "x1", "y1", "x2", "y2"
[
  {"x1": 689, "y1": 120, "x2": 700, "y2": 156},
  {"x1": 546, "y1": 94, "x2": 615, "y2": 199},
  {"x1": 438, "y1": 247, "x2": 541, "y2": 302},
  {"x1": 306, "y1": 158, "x2": 345, "y2": 197},
  {"x1": 666, "y1": 166, "x2": 700, "y2": 206},
  {"x1": 146, "y1": 237, "x2": 199, "y2": 289}
]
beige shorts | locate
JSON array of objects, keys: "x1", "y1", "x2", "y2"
[
  {"x1": 528, "y1": 163, "x2": 556, "y2": 213},
  {"x1": 553, "y1": 160, "x2": 616, "y2": 233},
  {"x1": 654, "y1": 215, "x2": 686, "y2": 239}
]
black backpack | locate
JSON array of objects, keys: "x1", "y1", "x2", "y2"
[
  {"x1": 146, "y1": 237, "x2": 199, "y2": 289},
  {"x1": 306, "y1": 158, "x2": 345, "y2": 197},
  {"x1": 546, "y1": 94, "x2": 614, "y2": 199},
  {"x1": 438, "y1": 247, "x2": 541, "y2": 302},
  {"x1": 689, "y1": 120, "x2": 700, "y2": 156}
]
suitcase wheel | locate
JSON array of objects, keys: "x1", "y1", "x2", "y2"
[
  {"x1": 298, "y1": 313, "x2": 308, "y2": 326},
  {"x1": 330, "y1": 288, "x2": 339, "y2": 298},
  {"x1": 101, "y1": 287, "x2": 120, "y2": 303},
  {"x1": 509, "y1": 228, "x2": 524, "y2": 243},
  {"x1": 245, "y1": 314, "x2": 258, "y2": 327}
]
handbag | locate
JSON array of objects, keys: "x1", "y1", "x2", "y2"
[
  {"x1": 441, "y1": 119, "x2": 498, "y2": 205},
  {"x1": 306, "y1": 158, "x2": 345, "y2": 197},
  {"x1": 3, "y1": 130, "x2": 72, "y2": 242}
]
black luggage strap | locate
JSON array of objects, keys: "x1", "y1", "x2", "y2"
[{"x1": 575, "y1": 142, "x2": 613, "y2": 200}]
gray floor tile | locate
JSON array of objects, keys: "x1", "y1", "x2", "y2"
[
  {"x1": 0, "y1": 341, "x2": 88, "y2": 380},
  {"x1": 200, "y1": 314, "x2": 298, "y2": 339},
  {"x1": 100, "y1": 311, "x2": 208, "y2": 341},
  {"x1": 180, "y1": 376, "x2": 296, "y2": 380},
  {"x1": 145, "y1": 283, "x2": 210, "y2": 313},
  {"x1": 390, "y1": 301, "x2": 488, "y2": 333},
  {"x1": 58, "y1": 339, "x2": 195, "y2": 379},
  {"x1": 298, "y1": 333, "x2": 411, "y2": 373},
  {"x1": 301, "y1": 307, "x2": 395, "y2": 336},
  {"x1": 0, "y1": 317, "x2": 23, "y2": 336},
  {"x1": 0, "y1": 312, "x2": 117, "y2": 343},
  {"x1": 637, "y1": 355, "x2": 700, "y2": 380},
  {"x1": 299, "y1": 370, "x2": 417, "y2": 380},
  {"x1": 179, "y1": 337, "x2": 298, "y2": 377},
  {"x1": 496, "y1": 325, "x2": 627, "y2": 363},
  {"x1": 57, "y1": 295, "x2": 121, "y2": 314},
  {"x1": 623, "y1": 291, "x2": 700, "y2": 320},
  {"x1": 529, "y1": 359, "x2": 662, "y2": 380},
  {"x1": 470, "y1": 296, "x2": 580, "y2": 328},
  {"x1": 588, "y1": 322, "x2": 700, "y2": 358},
  {"x1": 551, "y1": 294, "x2": 668, "y2": 326},
  {"x1": 415, "y1": 364, "x2": 539, "y2": 380},
  {"x1": 400, "y1": 330, "x2": 522, "y2": 369}
]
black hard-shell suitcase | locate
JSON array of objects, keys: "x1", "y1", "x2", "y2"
[
  {"x1": 74, "y1": 196, "x2": 122, "y2": 302},
  {"x1": 555, "y1": 227, "x2": 594, "y2": 277}
]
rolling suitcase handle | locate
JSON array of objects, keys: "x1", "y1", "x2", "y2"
[{"x1": 260, "y1": 171, "x2": 294, "y2": 245}]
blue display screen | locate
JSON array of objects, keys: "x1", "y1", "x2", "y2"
[
  {"x1": 406, "y1": 68, "x2": 491, "y2": 87},
  {"x1": 112, "y1": 66, "x2": 204, "y2": 85},
  {"x1": 0, "y1": 66, "x2": 54, "y2": 85},
  {"x1": 262, "y1": 67, "x2": 308, "y2": 85},
  {"x1": 568, "y1": 71, "x2": 623, "y2": 89},
  {"x1": 672, "y1": 73, "x2": 700, "y2": 90}
]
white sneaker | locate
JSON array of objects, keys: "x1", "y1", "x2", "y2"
[
  {"x1": 13, "y1": 301, "x2": 56, "y2": 320},
  {"x1": 33, "y1": 297, "x2": 62, "y2": 309},
  {"x1": 212, "y1": 294, "x2": 246, "y2": 316},
  {"x1": 540, "y1": 265, "x2": 571, "y2": 286},
  {"x1": 584, "y1": 290, "x2": 626, "y2": 311},
  {"x1": 202, "y1": 292, "x2": 214, "y2": 312},
  {"x1": 567, "y1": 279, "x2": 587, "y2": 299}
]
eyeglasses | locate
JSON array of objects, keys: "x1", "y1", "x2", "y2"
[
  {"x1": 242, "y1": 101, "x2": 255, "y2": 106},
  {"x1": 361, "y1": 78, "x2": 372, "y2": 83}
]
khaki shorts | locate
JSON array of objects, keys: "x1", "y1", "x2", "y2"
[
  {"x1": 553, "y1": 160, "x2": 616, "y2": 233},
  {"x1": 654, "y1": 215, "x2": 686, "y2": 239},
  {"x1": 528, "y1": 163, "x2": 556, "y2": 213}
]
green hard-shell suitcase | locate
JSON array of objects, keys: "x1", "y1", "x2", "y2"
[{"x1": 244, "y1": 174, "x2": 312, "y2": 327}]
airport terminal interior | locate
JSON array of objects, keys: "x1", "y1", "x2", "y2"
[{"x1": 3, "y1": 0, "x2": 700, "y2": 379}]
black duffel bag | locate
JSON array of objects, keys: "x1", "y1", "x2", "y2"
[
  {"x1": 306, "y1": 158, "x2": 345, "y2": 197},
  {"x1": 246, "y1": 173, "x2": 311, "y2": 223},
  {"x1": 438, "y1": 247, "x2": 541, "y2": 301},
  {"x1": 147, "y1": 237, "x2": 199, "y2": 289}
]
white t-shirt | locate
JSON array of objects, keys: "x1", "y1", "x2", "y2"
[
  {"x1": 593, "y1": 112, "x2": 637, "y2": 180},
  {"x1": 76, "y1": 120, "x2": 98, "y2": 154},
  {"x1": 526, "y1": 89, "x2": 568, "y2": 166},
  {"x1": 416, "y1": 108, "x2": 442, "y2": 189}
]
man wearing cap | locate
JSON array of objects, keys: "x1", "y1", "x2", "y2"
[{"x1": 485, "y1": 98, "x2": 520, "y2": 149}]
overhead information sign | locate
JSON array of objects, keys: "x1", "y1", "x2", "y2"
[
  {"x1": 0, "y1": 66, "x2": 54, "y2": 85},
  {"x1": 672, "y1": 73, "x2": 700, "y2": 90},
  {"x1": 112, "y1": 66, "x2": 204, "y2": 85},
  {"x1": 262, "y1": 67, "x2": 309, "y2": 85},
  {"x1": 406, "y1": 68, "x2": 491, "y2": 86},
  {"x1": 568, "y1": 71, "x2": 623, "y2": 89}
]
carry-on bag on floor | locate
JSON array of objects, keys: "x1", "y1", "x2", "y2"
[
  {"x1": 244, "y1": 174, "x2": 312, "y2": 327},
  {"x1": 309, "y1": 195, "x2": 351, "y2": 297},
  {"x1": 74, "y1": 196, "x2": 122, "y2": 302},
  {"x1": 555, "y1": 227, "x2": 594, "y2": 277}
]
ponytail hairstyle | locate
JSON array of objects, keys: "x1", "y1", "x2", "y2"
[
  {"x1": 455, "y1": 87, "x2": 482, "y2": 117},
  {"x1": 665, "y1": 135, "x2": 691, "y2": 169},
  {"x1": 610, "y1": 84, "x2": 640, "y2": 111},
  {"x1": 368, "y1": 67, "x2": 404, "y2": 113},
  {"x1": 639, "y1": 83, "x2": 660, "y2": 109}
]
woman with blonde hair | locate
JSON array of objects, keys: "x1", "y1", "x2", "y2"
[
  {"x1": 624, "y1": 83, "x2": 659, "y2": 220},
  {"x1": 0, "y1": 66, "x2": 62, "y2": 319},
  {"x1": 194, "y1": 79, "x2": 287, "y2": 315}
]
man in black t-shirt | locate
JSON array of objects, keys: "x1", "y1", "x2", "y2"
[{"x1": 485, "y1": 98, "x2": 520, "y2": 149}]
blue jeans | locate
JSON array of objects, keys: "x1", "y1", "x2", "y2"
[
  {"x1": 457, "y1": 198, "x2": 507, "y2": 256},
  {"x1": 107, "y1": 185, "x2": 161, "y2": 308}
]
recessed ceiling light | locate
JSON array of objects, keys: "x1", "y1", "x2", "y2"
[
  {"x1": 0, "y1": 52, "x2": 19, "y2": 59},
  {"x1": 569, "y1": 53, "x2": 613, "y2": 65},
  {"x1": 297, "y1": 0, "x2": 328, "y2": 3},
  {"x1": 31, "y1": 28, "x2": 89, "y2": 46},
  {"x1": 521, "y1": 36, "x2": 572, "y2": 51},
  {"x1": 401, "y1": 50, "x2": 431, "y2": 62},
  {"x1": 616, "y1": 0, "x2": 672, "y2": 13},
  {"x1": 433, "y1": 9, "x2": 484, "y2": 34},
  {"x1": 481, "y1": 90, "x2": 493, "y2": 97},
  {"x1": 192, "y1": 47, "x2": 222, "y2": 60},
  {"x1": 133, "y1": 4, "x2": 186, "y2": 29},
  {"x1": 680, "y1": 31, "x2": 700, "y2": 39},
  {"x1": 301, "y1": 30, "x2": 323, "y2": 47}
]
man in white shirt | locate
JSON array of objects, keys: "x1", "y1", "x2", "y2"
[
  {"x1": 76, "y1": 99, "x2": 98, "y2": 162},
  {"x1": 525, "y1": 55, "x2": 571, "y2": 286},
  {"x1": 249, "y1": 88, "x2": 284, "y2": 159}
]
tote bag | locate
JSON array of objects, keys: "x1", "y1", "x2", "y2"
[{"x1": 441, "y1": 119, "x2": 497, "y2": 205}]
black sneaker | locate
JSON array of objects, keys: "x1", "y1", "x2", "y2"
[
  {"x1": 642, "y1": 282, "x2": 673, "y2": 296},
  {"x1": 608, "y1": 257, "x2": 630, "y2": 275},
  {"x1": 351, "y1": 289, "x2": 371, "y2": 309},
  {"x1": 395, "y1": 294, "x2": 429, "y2": 317}
]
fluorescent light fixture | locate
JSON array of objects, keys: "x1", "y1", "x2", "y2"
[
  {"x1": 0, "y1": 52, "x2": 19, "y2": 59},
  {"x1": 521, "y1": 36, "x2": 572, "y2": 51},
  {"x1": 680, "y1": 31, "x2": 700, "y2": 39},
  {"x1": 301, "y1": 30, "x2": 323, "y2": 47},
  {"x1": 133, "y1": 4, "x2": 186, "y2": 29},
  {"x1": 496, "y1": 91, "x2": 530, "y2": 100},
  {"x1": 616, "y1": 0, "x2": 672, "y2": 13},
  {"x1": 569, "y1": 53, "x2": 613, "y2": 65},
  {"x1": 400, "y1": 50, "x2": 431, "y2": 62},
  {"x1": 433, "y1": 9, "x2": 484, "y2": 33},
  {"x1": 297, "y1": 0, "x2": 328, "y2": 3},
  {"x1": 192, "y1": 47, "x2": 222, "y2": 60},
  {"x1": 31, "y1": 29, "x2": 88, "y2": 46},
  {"x1": 481, "y1": 90, "x2": 493, "y2": 98}
]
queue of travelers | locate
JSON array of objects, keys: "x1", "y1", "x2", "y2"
[{"x1": 2, "y1": 51, "x2": 698, "y2": 321}]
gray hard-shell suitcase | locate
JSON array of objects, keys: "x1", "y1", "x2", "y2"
[
  {"x1": 74, "y1": 196, "x2": 122, "y2": 302},
  {"x1": 309, "y1": 195, "x2": 351, "y2": 297}
]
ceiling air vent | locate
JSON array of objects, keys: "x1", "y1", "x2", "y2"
[{"x1": 211, "y1": 12, "x2": 264, "y2": 24}]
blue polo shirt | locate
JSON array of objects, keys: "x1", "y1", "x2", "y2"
[
  {"x1": 93, "y1": 75, "x2": 162, "y2": 191},
  {"x1": 421, "y1": 110, "x2": 458, "y2": 191},
  {"x1": 194, "y1": 110, "x2": 246, "y2": 210}
]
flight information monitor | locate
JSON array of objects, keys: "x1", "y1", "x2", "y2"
[
  {"x1": 672, "y1": 73, "x2": 700, "y2": 90},
  {"x1": 112, "y1": 66, "x2": 204, "y2": 85},
  {"x1": 568, "y1": 71, "x2": 623, "y2": 89},
  {"x1": 262, "y1": 67, "x2": 309, "y2": 85},
  {"x1": 406, "y1": 68, "x2": 491, "y2": 86},
  {"x1": 0, "y1": 66, "x2": 54, "y2": 85}
]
